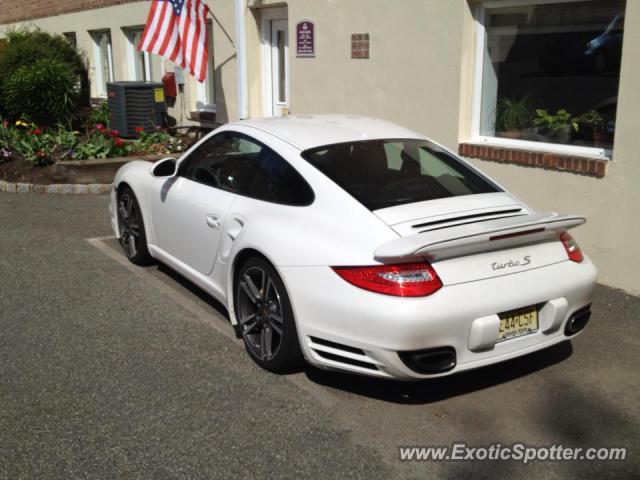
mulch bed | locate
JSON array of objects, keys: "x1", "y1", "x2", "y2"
[{"x1": 0, "y1": 156, "x2": 156, "y2": 184}]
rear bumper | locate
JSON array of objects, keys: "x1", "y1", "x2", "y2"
[{"x1": 280, "y1": 257, "x2": 597, "y2": 380}]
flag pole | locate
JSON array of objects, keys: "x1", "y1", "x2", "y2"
[{"x1": 205, "y1": 5, "x2": 236, "y2": 49}]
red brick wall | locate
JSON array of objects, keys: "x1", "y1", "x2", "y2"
[{"x1": 0, "y1": 0, "x2": 143, "y2": 25}]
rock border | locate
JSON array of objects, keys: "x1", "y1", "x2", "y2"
[
  {"x1": 0, "y1": 181, "x2": 112, "y2": 194},
  {"x1": 0, "y1": 154, "x2": 164, "y2": 195}
]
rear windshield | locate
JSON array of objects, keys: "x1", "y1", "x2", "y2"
[{"x1": 301, "y1": 139, "x2": 499, "y2": 210}]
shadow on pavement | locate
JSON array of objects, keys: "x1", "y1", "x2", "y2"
[{"x1": 156, "y1": 263, "x2": 231, "y2": 321}]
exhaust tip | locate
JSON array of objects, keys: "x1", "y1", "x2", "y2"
[
  {"x1": 564, "y1": 305, "x2": 592, "y2": 336},
  {"x1": 398, "y1": 346, "x2": 456, "y2": 375}
]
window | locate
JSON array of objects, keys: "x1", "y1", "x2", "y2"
[
  {"x1": 302, "y1": 140, "x2": 498, "y2": 211},
  {"x1": 180, "y1": 132, "x2": 314, "y2": 205},
  {"x1": 125, "y1": 29, "x2": 152, "y2": 81},
  {"x1": 473, "y1": 0, "x2": 626, "y2": 156},
  {"x1": 90, "y1": 30, "x2": 114, "y2": 97},
  {"x1": 196, "y1": 23, "x2": 215, "y2": 109},
  {"x1": 63, "y1": 32, "x2": 77, "y2": 48}
]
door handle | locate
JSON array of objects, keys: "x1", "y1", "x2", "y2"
[{"x1": 205, "y1": 214, "x2": 221, "y2": 230}]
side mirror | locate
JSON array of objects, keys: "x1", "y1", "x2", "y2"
[{"x1": 151, "y1": 157, "x2": 177, "y2": 178}]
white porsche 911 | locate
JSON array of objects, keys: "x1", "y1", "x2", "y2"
[{"x1": 109, "y1": 115, "x2": 597, "y2": 380}]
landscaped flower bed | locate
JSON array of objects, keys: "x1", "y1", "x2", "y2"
[
  {"x1": 0, "y1": 113, "x2": 195, "y2": 184},
  {"x1": 0, "y1": 28, "x2": 198, "y2": 186},
  {"x1": 2, "y1": 116, "x2": 189, "y2": 165}
]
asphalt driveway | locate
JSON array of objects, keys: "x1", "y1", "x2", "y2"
[{"x1": 0, "y1": 192, "x2": 638, "y2": 479}]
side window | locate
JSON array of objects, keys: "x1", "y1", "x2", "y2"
[
  {"x1": 180, "y1": 132, "x2": 314, "y2": 205},
  {"x1": 180, "y1": 133, "x2": 241, "y2": 188}
]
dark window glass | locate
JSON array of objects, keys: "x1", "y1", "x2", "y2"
[
  {"x1": 302, "y1": 139, "x2": 498, "y2": 211},
  {"x1": 480, "y1": 1, "x2": 625, "y2": 151},
  {"x1": 180, "y1": 132, "x2": 314, "y2": 206},
  {"x1": 63, "y1": 32, "x2": 77, "y2": 48}
]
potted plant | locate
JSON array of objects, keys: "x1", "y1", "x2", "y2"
[
  {"x1": 533, "y1": 109, "x2": 579, "y2": 144},
  {"x1": 577, "y1": 110, "x2": 607, "y2": 147},
  {"x1": 495, "y1": 96, "x2": 532, "y2": 139}
]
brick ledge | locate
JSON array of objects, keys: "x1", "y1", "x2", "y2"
[{"x1": 459, "y1": 143, "x2": 607, "y2": 178}]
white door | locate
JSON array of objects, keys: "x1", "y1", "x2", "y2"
[
  {"x1": 262, "y1": 9, "x2": 289, "y2": 117},
  {"x1": 149, "y1": 134, "x2": 241, "y2": 276}
]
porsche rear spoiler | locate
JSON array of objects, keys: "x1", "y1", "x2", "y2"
[{"x1": 374, "y1": 212, "x2": 585, "y2": 261}]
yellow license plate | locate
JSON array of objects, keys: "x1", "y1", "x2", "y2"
[{"x1": 497, "y1": 306, "x2": 538, "y2": 343}]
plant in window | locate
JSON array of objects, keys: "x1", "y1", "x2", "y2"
[
  {"x1": 495, "y1": 96, "x2": 533, "y2": 139},
  {"x1": 576, "y1": 110, "x2": 608, "y2": 147},
  {"x1": 577, "y1": 110, "x2": 604, "y2": 132},
  {"x1": 533, "y1": 109, "x2": 579, "y2": 144}
]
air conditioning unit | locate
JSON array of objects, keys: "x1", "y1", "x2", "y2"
[{"x1": 107, "y1": 81, "x2": 167, "y2": 138}]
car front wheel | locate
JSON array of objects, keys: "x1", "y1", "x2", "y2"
[
  {"x1": 117, "y1": 186, "x2": 153, "y2": 266},
  {"x1": 235, "y1": 256, "x2": 303, "y2": 373}
]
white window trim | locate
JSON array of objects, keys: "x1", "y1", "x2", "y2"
[
  {"x1": 196, "y1": 79, "x2": 216, "y2": 111},
  {"x1": 260, "y1": 7, "x2": 288, "y2": 117},
  {"x1": 471, "y1": 0, "x2": 612, "y2": 159},
  {"x1": 125, "y1": 29, "x2": 152, "y2": 81},
  {"x1": 91, "y1": 30, "x2": 114, "y2": 98},
  {"x1": 196, "y1": 22, "x2": 216, "y2": 111}
]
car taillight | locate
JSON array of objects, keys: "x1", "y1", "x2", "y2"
[
  {"x1": 332, "y1": 262, "x2": 442, "y2": 297},
  {"x1": 560, "y1": 231, "x2": 584, "y2": 263}
]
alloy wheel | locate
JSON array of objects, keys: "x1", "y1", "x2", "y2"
[
  {"x1": 236, "y1": 266, "x2": 285, "y2": 362},
  {"x1": 118, "y1": 193, "x2": 141, "y2": 259}
]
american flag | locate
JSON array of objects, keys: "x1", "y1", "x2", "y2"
[{"x1": 139, "y1": 0, "x2": 210, "y2": 82}]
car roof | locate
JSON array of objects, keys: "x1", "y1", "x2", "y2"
[{"x1": 229, "y1": 114, "x2": 426, "y2": 151}]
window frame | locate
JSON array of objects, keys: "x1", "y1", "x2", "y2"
[
  {"x1": 124, "y1": 27, "x2": 152, "y2": 82},
  {"x1": 90, "y1": 30, "x2": 115, "y2": 98},
  {"x1": 63, "y1": 32, "x2": 77, "y2": 48},
  {"x1": 471, "y1": 0, "x2": 615, "y2": 159},
  {"x1": 196, "y1": 21, "x2": 216, "y2": 111},
  {"x1": 179, "y1": 131, "x2": 315, "y2": 206}
]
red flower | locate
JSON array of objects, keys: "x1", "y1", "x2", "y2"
[
  {"x1": 110, "y1": 129, "x2": 119, "y2": 137},
  {"x1": 134, "y1": 126, "x2": 145, "y2": 134},
  {"x1": 30, "y1": 128, "x2": 43, "y2": 136},
  {"x1": 95, "y1": 123, "x2": 105, "y2": 132},
  {"x1": 114, "y1": 138, "x2": 125, "y2": 147}
]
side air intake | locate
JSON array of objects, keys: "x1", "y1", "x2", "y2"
[{"x1": 308, "y1": 336, "x2": 379, "y2": 371}]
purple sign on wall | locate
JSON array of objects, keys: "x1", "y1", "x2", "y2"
[{"x1": 296, "y1": 20, "x2": 315, "y2": 57}]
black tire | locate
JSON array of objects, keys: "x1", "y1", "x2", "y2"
[
  {"x1": 117, "y1": 186, "x2": 154, "y2": 266},
  {"x1": 235, "y1": 256, "x2": 304, "y2": 373}
]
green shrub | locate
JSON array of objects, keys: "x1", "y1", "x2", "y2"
[
  {"x1": 2, "y1": 59, "x2": 80, "y2": 126},
  {"x1": 0, "y1": 28, "x2": 89, "y2": 119}
]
